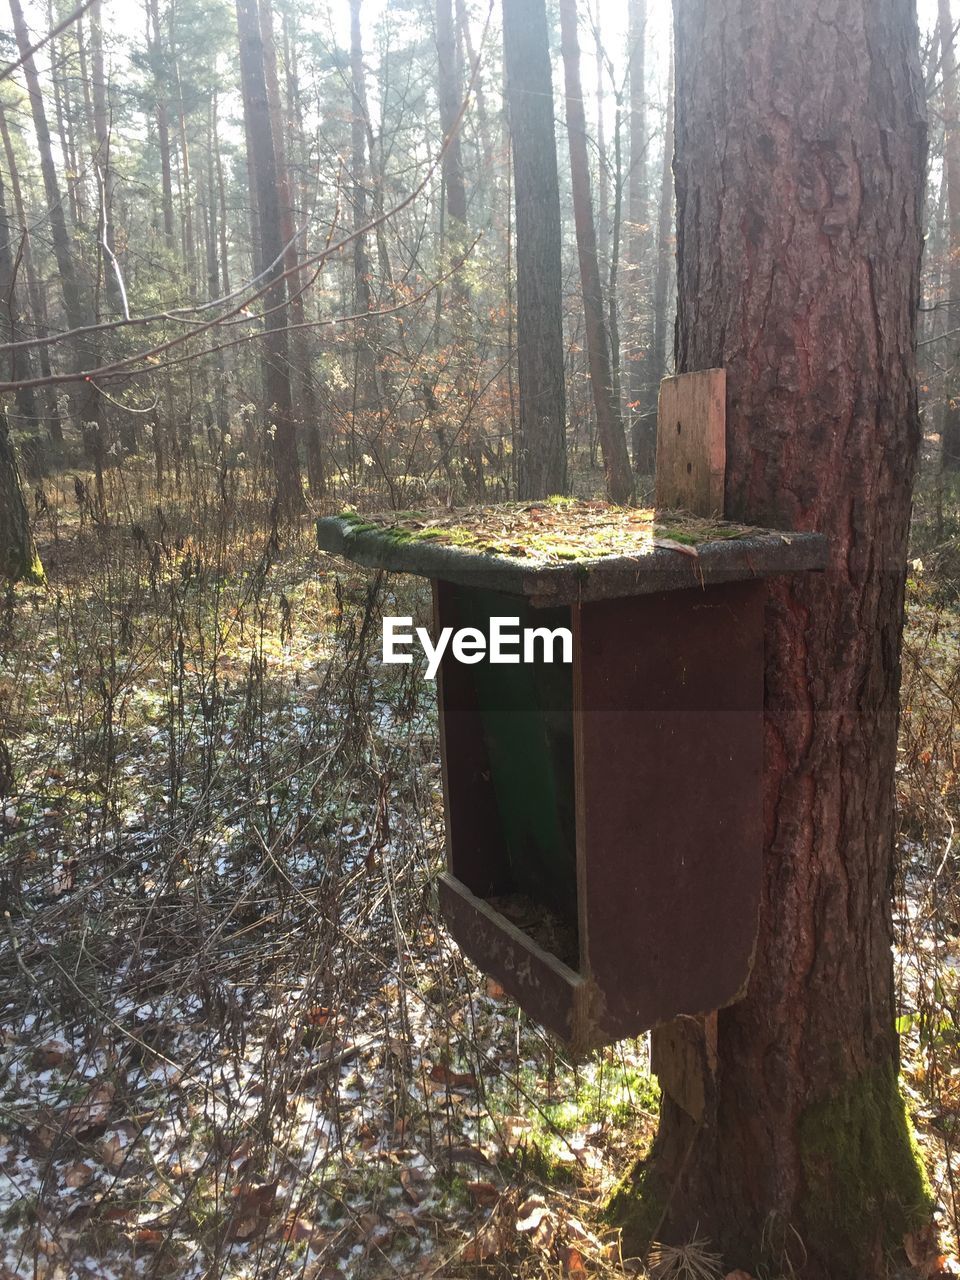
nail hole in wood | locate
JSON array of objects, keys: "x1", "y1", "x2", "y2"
[{"x1": 687, "y1": 462, "x2": 692, "y2": 474}]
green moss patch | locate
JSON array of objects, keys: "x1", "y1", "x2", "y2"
[
  {"x1": 799, "y1": 1062, "x2": 934, "y2": 1273},
  {"x1": 334, "y1": 500, "x2": 785, "y2": 567}
]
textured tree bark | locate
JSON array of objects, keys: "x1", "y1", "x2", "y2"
[
  {"x1": 502, "y1": 0, "x2": 567, "y2": 499},
  {"x1": 437, "y1": 0, "x2": 468, "y2": 229},
  {"x1": 235, "y1": 0, "x2": 303, "y2": 512},
  {"x1": 89, "y1": 0, "x2": 123, "y2": 317},
  {"x1": 939, "y1": 0, "x2": 960, "y2": 470},
  {"x1": 0, "y1": 101, "x2": 63, "y2": 444},
  {"x1": 9, "y1": 0, "x2": 102, "y2": 493},
  {"x1": 627, "y1": 0, "x2": 650, "y2": 471},
  {"x1": 146, "y1": 0, "x2": 175, "y2": 252},
  {"x1": 260, "y1": 0, "x2": 324, "y2": 496},
  {"x1": 0, "y1": 412, "x2": 42, "y2": 584},
  {"x1": 558, "y1": 0, "x2": 633, "y2": 504},
  {"x1": 620, "y1": 2, "x2": 932, "y2": 1276},
  {"x1": 643, "y1": 36, "x2": 673, "y2": 428}
]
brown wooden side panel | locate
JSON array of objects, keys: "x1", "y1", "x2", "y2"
[
  {"x1": 438, "y1": 874, "x2": 583, "y2": 1042},
  {"x1": 434, "y1": 579, "x2": 512, "y2": 896},
  {"x1": 576, "y1": 580, "x2": 765, "y2": 1038}
]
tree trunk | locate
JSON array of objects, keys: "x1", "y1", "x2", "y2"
[
  {"x1": 0, "y1": 412, "x2": 43, "y2": 584},
  {"x1": 235, "y1": 0, "x2": 303, "y2": 511},
  {"x1": 643, "y1": 35, "x2": 673, "y2": 430},
  {"x1": 627, "y1": 0, "x2": 650, "y2": 470},
  {"x1": 259, "y1": 0, "x2": 324, "y2": 496},
  {"x1": 616, "y1": 3, "x2": 932, "y2": 1277},
  {"x1": 940, "y1": 0, "x2": 960, "y2": 469},
  {"x1": 89, "y1": 0, "x2": 123, "y2": 315},
  {"x1": 9, "y1": 0, "x2": 102, "y2": 483},
  {"x1": 502, "y1": 0, "x2": 567, "y2": 499},
  {"x1": 147, "y1": 0, "x2": 176, "y2": 251},
  {"x1": 437, "y1": 0, "x2": 468, "y2": 228},
  {"x1": 558, "y1": 0, "x2": 632, "y2": 503},
  {"x1": 0, "y1": 167, "x2": 41, "y2": 430},
  {"x1": 0, "y1": 101, "x2": 60, "y2": 441}
]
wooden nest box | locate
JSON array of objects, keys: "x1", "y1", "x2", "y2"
[{"x1": 317, "y1": 371, "x2": 827, "y2": 1054}]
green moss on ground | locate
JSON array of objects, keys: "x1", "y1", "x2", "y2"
[{"x1": 799, "y1": 1062, "x2": 935, "y2": 1273}]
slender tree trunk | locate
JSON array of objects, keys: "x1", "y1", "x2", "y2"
[
  {"x1": 0, "y1": 100, "x2": 63, "y2": 443},
  {"x1": 205, "y1": 99, "x2": 228, "y2": 439},
  {"x1": 89, "y1": 0, "x2": 124, "y2": 316},
  {"x1": 643, "y1": 35, "x2": 673, "y2": 430},
  {"x1": 454, "y1": 0, "x2": 493, "y2": 191},
  {"x1": 502, "y1": 0, "x2": 567, "y2": 498},
  {"x1": 558, "y1": 0, "x2": 633, "y2": 503},
  {"x1": 0, "y1": 168, "x2": 41, "y2": 429},
  {"x1": 169, "y1": 20, "x2": 197, "y2": 295},
  {"x1": 9, "y1": 0, "x2": 103, "y2": 486},
  {"x1": 147, "y1": 0, "x2": 175, "y2": 251},
  {"x1": 0, "y1": 412, "x2": 43, "y2": 584},
  {"x1": 437, "y1": 0, "x2": 468, "y2": 228},
  {"x1": 213, "y1": 103, "x2": 231, "y2": 297},
  {"x1": 940, "y1": 0, "x2": 960, "y2": 469},
  {"x1": 260, "y1": 0, "x2": 324, "y2": 495},
  {"x1": 594, "y1": 10, "x2": 609, "y2": 270},
  {"x1": 619, "y1": 3, "x2": 932, "y2": 1276},
  {"x1": 628, "y1": 0, "x2": 650, "y2": 470},
  {"x1": 49, "y1": 0, "x2": 82, "y2": 230},
  {"x1": 235, "y1": 0, "x2": 302, "y2": 511}
]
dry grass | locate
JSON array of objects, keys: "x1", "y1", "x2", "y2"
[{"x1": 0, "y1": 461, "x2": 656, "y2": 1280}]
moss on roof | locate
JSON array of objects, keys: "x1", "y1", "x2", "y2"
[{"x1": 335, "y1": 498, "x2": 788, "y2": 566}]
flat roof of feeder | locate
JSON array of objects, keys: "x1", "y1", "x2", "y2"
[{"x1": 316, "y1": 500, "x2": 827, "y2": 606}]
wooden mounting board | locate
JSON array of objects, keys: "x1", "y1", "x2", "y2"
[{"x1": 656, "y1": 369, "x2": 726, "y2": 515}]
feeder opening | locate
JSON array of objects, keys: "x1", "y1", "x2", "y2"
[{"x1": 435, "y1": 580, "x2": 579, "y2": 970}]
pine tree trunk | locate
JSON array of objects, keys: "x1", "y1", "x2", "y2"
[
  {"x1": 502, "y1": 0, "x2": 567, "y2": 499},
  {"x1": 558, "y1": 0, "x2": 633, "y2": 503},
  {"x1": 617, "y1": 3, "x2": 932, "y2": 1276},
  {"x1": 627, "y1": 0, "x2": 650, "y2": 471},
  {"x1": 940, "y1": 0, "x2": 960, "y2": 470},
  {"x1": 643, "y1": 36, "x2": 673, "y2": 428},
  {"x1": 235, "y1": 0, "x2": 303, "y2": 511},
  {"x1": 9, "y1": 0, "x2": 102, "y2": 485},
  {"x1": 0, "y1": 101, "x2": 63, "y2": 443},
  {"x1": 0, "y1": 412, "x2": 43, "y2": 584},
  {"x1": 147, "y1": 0, "x2": 176, "y2": 250},
  {"x1": 0, "y1": 164, "x2": 41, "y2": 430},
  {"x1": 259, "y1": 0, "x2": 324, "y2": 496}
]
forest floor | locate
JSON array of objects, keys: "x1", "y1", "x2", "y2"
[{"x1": 0, "y1": 463, "x2": 958, "y2": 1280}]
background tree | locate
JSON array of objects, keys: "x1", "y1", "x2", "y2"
[
  {"x1": 502, "y1": 0, "x2": 567, "y2": 499},
  {"x1": 557, "y1": 0, "x2": 632, "y2": 503}
]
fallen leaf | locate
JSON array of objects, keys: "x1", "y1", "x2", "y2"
[
  {"x1": 61, "y1": 1082, "x2": 115, "y2": 1137},
  {"x1": 231, "y1": 1180, "x2": 279, "y2": 1222},
  {"x1": 33, "y1": 1041, "x2": 70, "y2": 1069},
  {"x1": 653, "y1": 537, "x2": 700, "y2": 558},
  {"x1": 400, "y1": 1166, "x2": 429, "y2": 1205},
  {"x1": 134, "y1": 1229, "x2": 164, "y2": 1249},
  {"x1": 100, "y1": 1132, "x2": 128, "y2": 1173},
  {"x1": 64, "y1": 1162, "x2": 94, "y2": 1189},
  {"x1": 560, "y1": 1245, "x2": 588, "y2": 1277},
  {"x1": 516, "y1": 1194, "x2": 554, "y2": 1250},
  {"x1": 466, "y1": 1180, "x2": 499, "y2": 1207},
  {"x1": 428, "y1": 1063, "x2": 478, "y2": 1090},
  {"x1": 445, "y1": 1143, "x2": 492, "y2": 1167}
]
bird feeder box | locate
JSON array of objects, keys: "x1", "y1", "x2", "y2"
[{"x1": 317, "y1": 374, "x2": 827, "y2": 1053}]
